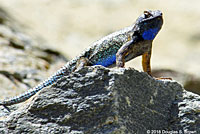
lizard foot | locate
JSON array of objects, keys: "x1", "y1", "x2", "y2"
[{"x1": 155, "y1": 77, "x2": 172, "y2": 80}]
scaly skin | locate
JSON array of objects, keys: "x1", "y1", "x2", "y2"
[{"x1": 0, "y1": 10, "x2": 163, "y2": 106}]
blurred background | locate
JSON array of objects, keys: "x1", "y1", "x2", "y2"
[{"x1": 0, "y1": 0, "x2": 200, "y2": 96}]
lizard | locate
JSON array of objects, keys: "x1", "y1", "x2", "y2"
[{"x1": 0, "y1": 10, "x2": 163, "y2": 107}]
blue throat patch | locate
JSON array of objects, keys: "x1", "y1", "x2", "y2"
[
  {"x1": 142, "y1": 28, "x2": 159, "y2": 40},
  {"x1": 94, "y1": 54, "x2": 116, "y2": 67}
]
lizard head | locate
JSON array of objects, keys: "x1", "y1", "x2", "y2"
[{"x1": 135, "y1": 10, "x2": 163, "y2": 40}]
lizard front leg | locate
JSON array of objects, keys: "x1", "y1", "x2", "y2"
[
  {"x1": 116, "y1": 40, "x2": 134, "y2": 68},
  {"x1": 142, "y1": 47, "x2": 172, "y2": 80},
  {"x1": 142, "y1": 46, "x2": 152, "y2": 75},
  {"x1": 116, "y1": 38, "x2": 153, "y2": 75},
  {"x1": 142, "y1": 45, "x2": 172, "y2": 80}
]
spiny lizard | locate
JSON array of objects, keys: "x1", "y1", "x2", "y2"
[{"x1": 0, "y1": 10, "x2": 163, "y2": 106}]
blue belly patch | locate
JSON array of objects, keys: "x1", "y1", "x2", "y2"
[
  {"x1": 142, "y1": 28, "x2": 159, "y2": 40},
  {"x1": 94, "y1": 54, "x2": 116, "y2": 67}
]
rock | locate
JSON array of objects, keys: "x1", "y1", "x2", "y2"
[
  {"x1": 169, "y1": 90, "x2": 200, "y2": 132},
  {"x1": 0, "y1": 6, "x2": 68, "y2": 109},
  {"x1": 1, "y1": 66, "x2": 199, "y2": 134},
  {"x1": 152, "y1": 69, "x2": 200, "y2": 95}
]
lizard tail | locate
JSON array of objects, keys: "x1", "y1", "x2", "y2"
[{"x1": 0, "y1": 66, "x2": 66, "y2": 106}]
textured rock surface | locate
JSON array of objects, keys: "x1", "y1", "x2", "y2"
[
  {"x1": 169, "y1": 91, "x2": 200, "y2": 132},
  {"x1": 1, "y1": 66, "x2": 198, "y2": 134},
  {"x1": 0, "y1": 6, "x2": 67, "y2": 106},
  {"x1": 152, "y1": 69, "x2": 200, "y2": 95}
]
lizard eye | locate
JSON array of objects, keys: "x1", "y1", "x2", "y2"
[{"x1": 144, "y1": 11, "x2": 153, "y2": 18}]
